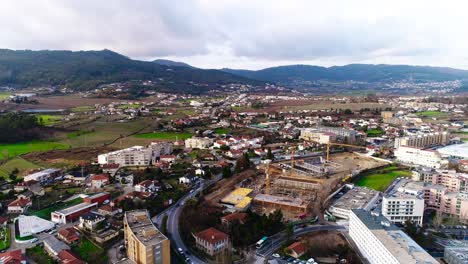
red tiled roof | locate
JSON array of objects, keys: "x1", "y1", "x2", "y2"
[
  {"x1": 91, "y1": 174, "x2": 109, "y2": 181},
  {"x1": 195, "y1": 227, "x2": 228, "y2": 245},
  {"x1": 287, "y1": 241, "x2": 306, "y2": 255},
  {"x1": 0, "y1": 249, "x2": 25, "y2": 264},
  {"x1": 221, "y1": 213, "x2": 247, "y2": 223},
  {"x1": 137, "y1": 180, "x2": 154, "y2": 187},
  {"x1": 8, "y1": 198, "x2": 30, "y2": 207},
  {"x1": 58, "y1": 227, "x2": 79, "y2": 243},
  {"x1": 58, "y1": 250, "x2": 85, "y2": 264}
]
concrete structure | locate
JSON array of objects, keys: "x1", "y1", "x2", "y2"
[
  {"x1": 300, "y1": 126, "x2": 361, "y2": 144},
  {"x1": 394, "y1": 132, "x2": 450, "y2": 149},
  {"x1": 51, "y1": 202, "x2": 98, "y2": 224},
  {"x1": 328, "y1": 185, "x2": 379, "y2": 219},
  {"x1": 78, "y1": 212, "x2": 105, "y2": 232},
  {"x1": 438, "y1": 143, "x2": 468, "y2": 160},
  {"x1": 382, "y1": 179, "x2": 425, "y2": 225},
  {"x1": 83, "y1": 192, "x2": 110, "y2": 205},
  {"x1": 300, "y1": 130, "x2": 336, "y2": 144},
  {"x1": 253, "y1": 194, "x2": 309, "y2": 220},
  {"x1": 17, "y1": 215, "x2": 55, "y2": 238},
  {"x1": 445, "y1": 245, "x2": 468, "y2": 264},
  {"x1": 349, "y1": 209, "x2": 438, "y2": 264},
  {"x1": 24, "y1": 168, "x2": 61, "y2": 183},
  {"x1": 184, "y1": 137, "x2": 213, "y2": 149},
  {"x1": 394, "y1": 146, "x2": 443, "y2": 168},
  {"x1": 98, "y1": 146, "x2": 152, "y2": 167},
  {"x1": 124, "y1": 210, "x2": 170, "y2": 264},
  {"x1": 381, "y1": 111, "x2": 394, "y2": 119},
  {"x1": 193, "y1": 227, "x2": 229, "y2": 257}
]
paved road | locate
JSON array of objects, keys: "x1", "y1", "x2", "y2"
[
  {"x1": 153, "y1": 175, "x2": 221, "y2": 264},
  {"x1": 257, "y1": 224, "x2": 347, "y2": 258}
]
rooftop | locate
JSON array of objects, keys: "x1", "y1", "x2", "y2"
[
  {"x1": 194, "y1": 227, "x2": 228, "y2": 245},
  {"x1": 124, "y1": 210, "x2": 168, "y2": 246},
  {"x1": 54, "y1": 202, "x2": 97, "y2": 216},
  {"x1": 221, "y1": 188, "x2": 253, "y2": 208},
  {"x1": 437, "y1": 143, "x2": 468, "y2": 159},
  {"x1": 253, "y1": 194, "x2": 307, "y2": 208},
  {"x1": 330, "y1": 186, "x2": 379, "y2": 211}
]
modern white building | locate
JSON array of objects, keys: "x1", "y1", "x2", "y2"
[
  {"x1": 17, "y1": 215, "x2": 55, "y2": 238},
  {"x1": 98, "y1": 146, "x2": 152, "y2": 167},
  {"x1": 437, "y1": 143, "x2": 468, "y2": 160},
  {"x1": 184, "y1": 137, "x2": 213, "y2": 149},
  {"x1": 349, "y1": 209, "x2": 438, "y2": 264},
  {"x1": 24, "y1": 168, "x2": 62, "y2": 183},
  {"x1": 328, "y1": 185, "x2": 380, "y2": 220},
  {"x1": 394, "y1": 146, "x2": 444, "y2": 168},
  {"x1": 382, "y1": 179, "x2": 425, "y2": 225}
]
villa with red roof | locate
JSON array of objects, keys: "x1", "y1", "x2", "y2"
[{"x1": 193, "y1": 227, "x2": 229, "y2": 256}]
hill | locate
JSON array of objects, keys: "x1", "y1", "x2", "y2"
[
  {"x1": 0, "y1": 49, "x2": 260, "y2": 93},
  {"x1": 153, "y1": 59, "x2": 193, "y2": 68},
  {"x1": 223, "y1": 64, "x2": 468, "y2": 88}
]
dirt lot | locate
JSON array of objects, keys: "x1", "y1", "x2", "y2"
[{"x1": 22, "y1": 146, "x2": 115, "y2": 167}]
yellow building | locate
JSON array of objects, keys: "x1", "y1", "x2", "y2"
[{"x1": 124, "y1": 210, "x2": 170, "y2": 264}]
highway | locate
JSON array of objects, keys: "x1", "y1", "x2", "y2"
[{"x1": 153, "y1": 176, "x2": 220, "y2": 264}]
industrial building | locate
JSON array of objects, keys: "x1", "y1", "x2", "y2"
[
  {"x1": 24, "y1": 168, "x2": 62, "y2": 183},
  {"x1": 328, "y1": 185, "x2": 379, "y2": 219},
  {"x1": 349, "y1": 209, "x2": 438, "y2": 264},
  {"x1": 124, "y1": 210, "x2": 170, "y2": 264},
  {"x1": 17, "y1": 215, "x2": 55, "y2": 238}
]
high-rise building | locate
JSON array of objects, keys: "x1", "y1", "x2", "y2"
[
  {"x1": 382, "y1": 179, "x2": 425, "y2": 225},
  {"x1": 349, "y1": 209, "x2": 438, "y2": 264},
  {"x1": 124, "y1": 210, "x2": 170, "y2": 264}
]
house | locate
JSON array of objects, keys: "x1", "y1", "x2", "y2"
[
  {"x1": 287, "y1": 241, "x2": 307, "y2": 258},
  {"x1": 78, "y1": 212, "x2": 105, "y2": 232},
  {"x1": 97, "y1": 204, "x2": 120, "y2": 216},
  {"x1": 160, "y1": 155, "x2": 176, "y2": 163},
  {"x1": 221, "y1": 212, "x2": 247, "y2": 228},
  {"x1": 43, "y1": 236, "x2": 70, "y2": 257},
  {"x1": 0, "y1": 249, "x2": 26, "y2": 264},
  {"x1": 134, "y1": 180, "x2": 159, "y2": 193},
  {"x1": 195, "y1": 168, "x2": 205, "y2": 176},
  {"x1": 179, "y1": 175, "x2": 197, "y2": 185},
  {"x1": 58, "y1": 249, "x2": 85, "y2": 264},
  {"x1": 7, "y1": 198, "x2": 32, "y2": 214},
  {"x1": 193, "y1": 227, "x2": 229, "y2": 256},
  {"x1": 14, "y1": 180, "x2": 43, "y2": 195},
  {"x1": 90, "y1": 174, "x2": 110, "y2": 188},
  {"x1": 58, "y1": 227, "x2": 80, "y2": 244}
]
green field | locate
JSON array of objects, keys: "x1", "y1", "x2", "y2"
[
  {"x1": 36, "y1": 114, "x2": 63, "y2": 126},
  {"x1": 355, "y1": 165, "x2": 411, "y2": 191},
  {"x1": 67, "y1": 130, "x2": 95, "y2": 139},
  {"x1": 30, "y1": 197, "x2": 83, "y2": 220},
  {"x1": 214, "y1": 128, "x2": 230, "y2": 134},
  {"x1": 366, "y1": 129, "x2": 385, "y2": 137},
  {"x1": 0, "y1": 92, "x2": 11, "y2": 100},
  {"x1": 0, "y1": 141, "x2": 70, "y2": 159},
  {"x1": 71, "y1": 106, "x2": 95, "y2": 112},
  {"x1": 118, "y1": 103, "x2": 140, "y2": 109},
  {"x1": 72, "y1": 238, "x2": 108, "y2": 264},
  {"x1": 416, "y1": 111, "x2": 445, "y2": 117},
  {"x1": 134, "y1": 132, "x2": 192, "y2": 140},
  {"x1": 0, "y1": 157, "x2": 40, "y2": 179},
  {"x1": 0, "y1": 226, "x2": 10, "y2": 251}
]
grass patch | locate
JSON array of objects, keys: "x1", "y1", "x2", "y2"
[
  {"x1": 134, "y1": 132, "x2": 192, "y2": 140},
  {"x1": 0, "y1": 157, "x2": 40, "y2": 179},
  {"x1": 0, "y1": 141, "x2": 70, "y2": 160},
  {"x1": 366, "y1": 129, "x2": 384, "y2": 137},
  {"x1": 0, "y1": 226, "x2": 10, "y2": 250},
  {"x1": 416, "y1": 111, "x2": 445, "y2": 117},
  {"x1": 26, "y1": 246, "x2": 55, "y2": 264},
  {"x1": 36, "y1": 114, "x2": 63, "y2": 126},
  {"x1": 67, "y1": 130, "x2": 95, "y2": 139},
  {"x1": 355, "y1": 165, "x2": 411, "y2": 191},
  {"x1": 0, "y1": 92, "x2": 11, "y2": 100},
  {"x1": 118, "y1": 103, "x2": 140, "y2": 109},
  {"x1": 214, "y1": 128, "x2": 230, "y2": 134},
  {"x1": 30, "y1": 197, "x2": 83, "y2": 220},
  {"x1": 71, "y1": 106, "x2": 95, "y2": 112},
  {"x1": 72, "y1": 237, "x2": 108, "y2": 264}
]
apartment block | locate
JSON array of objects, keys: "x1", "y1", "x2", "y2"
[
  {"x1": 394, "y1": 146, "x2": 443, "y2": 168},
  {"x1": 382, "y1": 179, "x2": 425, "y2": 225},
  {"x1": 184, "y1": 137, "x2": 213, "y2": 149},
  {"x1": 124, "y1": 210, "x2": 170, "y2": 264},
  {"x1": 394, "y1": 132, "x2": 449, "y2": 148},
  {"x1": 98, "y1": 146, "x2": 152, "y2": 167}
]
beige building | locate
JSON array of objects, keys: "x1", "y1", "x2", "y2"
[
  {"x1": 184, "y1": 137, "x2": 213, "y2": 149},
  {"x1": 193, "y1": 227, "x2": 229, "y2": 256},
  {"x1": 381, "y1": 111, "x2": 394, "y2": 119},
  {"x1": 300, "y1": 130, "x2": 336, "y2": 144},
  {"x1": 124, "y1": 210, "x2": 170, "y2": 264},
  {"x1": 394, "y1": 132, "x2": 449, "y2": 148}
]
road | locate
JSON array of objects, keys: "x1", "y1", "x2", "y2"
[
  {"x1": 256, "y1": 224, "x2": 347, "y2": 259},
  {"x1": 153, "y1": 175, "x2": 221, "y2": 264}
]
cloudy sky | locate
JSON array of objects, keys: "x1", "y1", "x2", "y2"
[{"x1": 1, "y1": 0, "x2": 468, "y2": 70}]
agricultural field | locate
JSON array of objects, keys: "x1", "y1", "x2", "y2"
[
  {"x1": 30, "y1": 197, "x2": 83, "y2": 220},
  {"x1": 36, "y1": 114, "x2": 63, "y2": 126},
  {"x1": 355, "y1": 165, "x2": 411, "y2": 191},
  {"x1": 0, "y1": 141, "x2": 70, "y2": 160},
  {"x1": 134, "y1": 131, "x2": 192, "y2": 140},
  {"x1": 415, "y1": 111, "x2": 446, "y2": 117},
  {"x1": 0, "y1": 92, "x2": 11, "y2": 100},
  {"x1": 71, "y1": 106, "x2": 95, "y2": 113},
  {"x1": 0, "y1": 157, "x2": 40, "y2": 179}
]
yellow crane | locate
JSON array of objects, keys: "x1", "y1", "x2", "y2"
[
  {"x1": 325, "y1": 142, "x2": 367, "y2": 161},
  {"x1": 264, "y1": 159, "x2": 272, "y2": 194}
]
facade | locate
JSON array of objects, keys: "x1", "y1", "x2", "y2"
[
  {"x1": 193, "y1": 227, "x2": 229, "y2": 256},
  {"x1": 149, "y1": 142, "x2": 173, "y2": 162},
  {"x1": 394, "y1": 132, "x2": 449, "y2": 148},
  {"x1": 7, "y1": 198, "x2": 31, "y2": 214},
  {"x1": 394, "y1": 146, "x2": 443, "y2": 168},
  {"x1": 124, "y1": 210, "x2": 170, "y2": 264},
  {"x1": 78, "y1": 212, "x2": 105, "y2": 232},
  {"x1": 51, "y1": 202, "x2": 98, "y2": 224},
  {"x1": 90, "y1": 174, "x2": 110, "y2": 188},
  {"x1": 349, "y1": 209, "x2": 438, "y2": 264},
  {"x1": 98, "y1": 146, "x2": 152, "y2": 167},
  {"x1": 328, "y1": 185, "x2": 380, "y2": 220},
  {"x1": 184, "y1": 137, "x2": 213, "y2": 149},
  {"x1": 422, "y1": 169, "x2": 468, "y2": 193},
  {"x1": 382, "y1": 180, "x2": 425, "y2": 225}
]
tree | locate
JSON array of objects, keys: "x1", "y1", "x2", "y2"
[
  {"x1": 222, "y1": 166, "x2": 232, "y2": 178},
  {"x1": 344, "y1": 109, "x2": 353, "y2": 115},
  {"x1": 266, "y1": 147, "x2": 274, "y2": 160},
  {"x1": 235, "y1": 153, "x2": 251, "y2": 173}
]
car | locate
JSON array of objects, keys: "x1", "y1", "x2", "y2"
[
  {"x1": 30, "y1": 238, "x2": 38, "y2": 243},
  {"x1": 293, "y1": 259, "x2": 300, "y2": 263},
  {"x1": 272, "y1": 253, "x2": 280, "y2": 258},
  {"x1": 178, "y1": 248, "x2": 184, "y2": 253}
]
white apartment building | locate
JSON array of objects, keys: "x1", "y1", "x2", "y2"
[
  {"x1": 148, "y1": 141, "x2": 173, "y2": 162},
  {"x1": 394, "y1": 132, "x2": 449, "y2": 148},
  {"x1": 394, "y1": 146, "x2": 443, "y2": 168},
  {"x1": 349, "y1": 209, "x2": 438, "y2": 264},
  {"x1": 382, "y1": 180, "x2": 425, "y2": 225},
  {"x1": 185, "y1": 137, "x2": 213, "y2": 149},
  {"x1": 98, "y1": 146, "x2": 152, "y2": 167}
]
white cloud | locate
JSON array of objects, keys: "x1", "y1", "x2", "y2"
[{"x1": 1, "y1": 0, "x2": 468, "y2": 69}]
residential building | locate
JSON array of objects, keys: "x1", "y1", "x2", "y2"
[
  {"x1": 221, "y1": 212, "x2": 247, "y2": 229},
  {"x1": 394, "y1": 132, "x2": 450, "y2": 148},
  {"x1": 58, "y1": 250, "x2": 85, "y2": 264},
  {"x1": 382, "y1": 179, "x2": 425, "y2": 225},
  {"x1": 90, "y1": 174, "x2": 110, "y2": 188},
  {"x1": 0, "y1": 249, "x2": 26, "y2": 264},
  {"x1": 24, "y1": 168, "x2": 62, "y2": 183},
  {"x1": 43, "y1": 236, "x2": 70, "y2": 257},
  {"x1": 328, "y1": 185, "x2": 379, "y2": 219},
  {"x1": 286, "y1": 241, "x2": 307, "y2": 258},
  {"x1": 301, "y1": 126, "x2": 362, "y2": 144},
  {"x1": 394, "y1": 146, "x2": 443, "y2": 168},
  {"x1": 7, "y1": 198, "x2": 31, "y2": 214},
  {"x1": 98, "y1": 146, "x2": 152, "y2": 167},
  {"x1": 134, "y1": 180, "x2": 159, "y2": 193},
  {"x1": 422, "y1": 169, "x2": 468, "y2": 193},
  {"x1": 300, "y1": 130, "x2": 336, "y2": 144},
  {"x1": 349, "y1": 209, "x2": 438, "y2": 264},
  {"x1": 184, "y1": 137, "x2": 213, "y2": 149},
  {"x1": 58, "y1": 227, "x2": 80, "y2": 244},
  {"x1": 78, "y1": 212, "x2": 105, "y2": 232},
  {"x1": 124, "y1": 210, "x2": 170, "y2": 264},
  {"x1": 149, "y1": 141, "x2": 173, "y2": 162},
  {"x1": 193, "y1": 227, "x2": 229, "y2": 256}
]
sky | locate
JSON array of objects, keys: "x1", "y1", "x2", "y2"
[{"x1": 1, "y1": 0, "x2": 468, "y2": 70}]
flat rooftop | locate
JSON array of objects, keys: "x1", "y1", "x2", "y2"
[
  {"x1": 330, "y1": 186, "x2": 379, "y2": 211},
  {"x1": 437, "y1": 143, "x2": 468, "y2": 159},
  {"x1": 253, "y1": 194, "x2": 307, "y2": 208},
  {"x1": 221, "y1": 188, "x2": 253, "y2": 205},
  {"x1": 53, "y1": 202, "x2": 97, "y2": 216},
  {"x1": 125, "y1": 210, "x2": 167, "y2": 246},
  {"x1": 352, "y1": 209, "x2": 438, "y2": 264}
]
